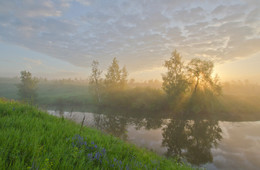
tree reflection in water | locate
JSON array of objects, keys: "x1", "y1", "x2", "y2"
[
  {"x1": 54, "y1": 105, "x2": 223, "y2": 166},
  {"x1": 92, "y1": 112, "x2": 222, "y2": 166},
  {"x1": 93, "y1": 114, "x2": 128, "y2": 140},
  {"x1": 162, "y1": 119, "x2": 222, "y2": 166}
]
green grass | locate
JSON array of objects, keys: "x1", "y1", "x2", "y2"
[{"x1": 0, "y1": 98, "x2": 192, "y2": 170}]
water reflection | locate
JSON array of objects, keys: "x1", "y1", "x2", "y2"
[
  {"x1": 93, "y1": 114, "x2": 128, "y2": 140},
  {"x1": 49, "y1": 108, "x2": 223, "y2": 167},
  {"x1": 92, "y1": 114, "x2": 223, "y2": 166},
  {"x1": 130, "y1": 117, "x2": 164, "y2": 130},
  {"x1": 162, "y1": 119, "x2": 222, "y2": 165}
]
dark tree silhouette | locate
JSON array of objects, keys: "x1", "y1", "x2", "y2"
[{"x1": 187, "y1": 58, "x2": 221, "y2": 95}]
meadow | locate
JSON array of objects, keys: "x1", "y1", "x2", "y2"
[{"x1": 0, "y1": 98, "x2": 193, "y2": 169}]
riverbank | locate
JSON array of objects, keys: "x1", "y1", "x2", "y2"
[{"x1": 0, "y1": 98, "x2": 192, "y2": 169}]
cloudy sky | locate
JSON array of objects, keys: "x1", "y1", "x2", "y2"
[{"x1": 0, "y1": 0, "x2": 259, "y2": 82}]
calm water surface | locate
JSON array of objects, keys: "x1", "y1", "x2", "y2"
[{"x1": 48, "y1": 110, "x2": 260, "y2": 170}]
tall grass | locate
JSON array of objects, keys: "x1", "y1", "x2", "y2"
[{"x1": 0, "y1": 98, "x2": 192, "y2": 169}]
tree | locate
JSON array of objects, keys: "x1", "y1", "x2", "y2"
[
  {"x1": 17, "y1": 70, "x2": 38, "y2": 103},
  {"x1": 162, "y1": 51, "x2": 222, "y2": 113},
  {"x1": 162, "y1": 50, "x2": 188, "y2": 99},
  {"x1": 89, "y1": 60, "x2": 103, "y2": 103},
  {"x1": 187, "y1": 58, "x2": 221, "y2": 95},
  {"x1": 120, "y1": 66, "x2": 128, "y2": 88},
  {"x1": 105, "y1": 57, "x2": 128, "y2": 90}
]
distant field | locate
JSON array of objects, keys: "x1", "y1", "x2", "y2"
[
  {"x1": 0, "y1": 77, "x2": 19, "y2": 99},
  {"x1": 0, "y1": 78, "x2": 92, "y2": 105}
]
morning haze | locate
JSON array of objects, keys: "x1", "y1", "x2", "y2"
[{"x1": 0, "y1": 0, "x2": 260, "y2": 170}]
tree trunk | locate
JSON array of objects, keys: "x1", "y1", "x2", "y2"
[{"x1": 194, "y1": 77, "x2": 199, "y2": 94}]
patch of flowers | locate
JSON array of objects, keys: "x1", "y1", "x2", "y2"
[{"x1": 69, "y1": 134, "x2": 159, "y2": 169}]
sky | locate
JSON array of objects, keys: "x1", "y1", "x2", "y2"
[{"x1": 0, "y1": 0, "x2": 259, "y2": 82}]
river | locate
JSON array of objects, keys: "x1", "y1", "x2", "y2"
[{"x1": 48, "y1": 110, "x2": 260, "y2": 170}]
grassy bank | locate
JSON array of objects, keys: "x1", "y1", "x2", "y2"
[{"x1": 0, "y1": 98, "x2": 191, "y2": 170}]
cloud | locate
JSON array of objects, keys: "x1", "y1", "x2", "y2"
[
  {"x1": 173, "y1": 7, "x2": 206, "y2": 23},
  {"x1": 75, "y1": 0, "x2": 91, "y2": 6},
  {"x1": 245, "y1": 8, "x2": 260, "y2": 24},
  {"x1": 0, "y1": 0, "x2": 259, "y2": 73},
  {"x1": 0, "y1": 0, "x2": 64, "y2": 18},
  {"x1": 23, "y1": 58, "x2": 42, "y2": 65}
]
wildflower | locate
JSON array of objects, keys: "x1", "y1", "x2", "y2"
[{"x1": 87, "y1": 153, "x2": 93, "y2": 159}]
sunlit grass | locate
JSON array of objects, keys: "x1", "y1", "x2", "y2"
[{"x1": 0, "y1": 98, "x2": 192, "y2": 169}]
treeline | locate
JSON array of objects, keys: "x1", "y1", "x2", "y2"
[
  {"x1": 83, "y1": 50, "x2": 221, "y2": 114},
  {"x1": 86, "y1": 58, "x2": 166, "y2": 113},
  {"x1": 15, "y1": 50, "x2": 225, "y2": 115}
]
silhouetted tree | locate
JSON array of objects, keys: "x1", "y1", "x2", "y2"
[
  {"x1": 162, "y1": 51, "x2": 222, "y2": 113},
  {"x1": 17, "y1": 70, "x2": 38, "y2": 103},
  {"x1": 89, "y1": 60, "x2": 103, "y2": 103},
  {"x1": 187, "y1": 58, "x2": 221, "y2": 95},
  {"x1": 184, "y1": 58, "x2": 222, "y2": 113},
  {"x1": 162, "y1": 50, "x2": 188, "y2": 99}
]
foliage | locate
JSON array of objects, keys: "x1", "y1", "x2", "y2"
[
  {"x1": 162, "y1": 50, "x2": 188, "y2": 99},
  {"x1": 2, "y1": 51, "x2": 260, "y2": 118},
  {"x1": 0, "y1": 98, "x2": 192, "y2": 170},
  {"x1": 89, "y1": 60, "x2": 103, "y2": 103},
  {"x1": 17, "y1": 70, "x2": 38, "y2": 103},
  {"x1": 105, "y1": 57, "x2": 128, "y2": 90},
  {"x1": 162, "y1": 50, "x2": 222, "y2": 113},
  {"x1": 187, "y1": 58, "x2": 221, "y2": 95},
  {"x1": 101, "y1": 87, "x2": 167, "y2": 113},
  {"x1": 120, "y1": 66, "x2": 128, "y2": 89}
]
